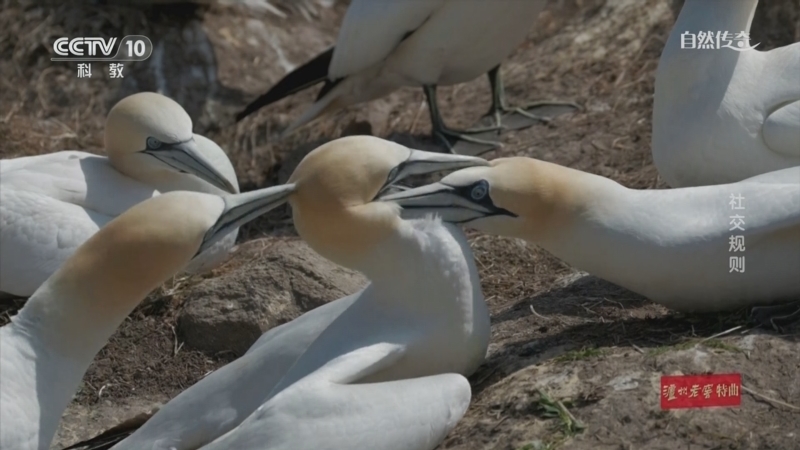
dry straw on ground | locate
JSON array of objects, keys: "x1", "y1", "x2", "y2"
[{"x1": 0, "y1": 1, "x2": 798, "y2": 449}]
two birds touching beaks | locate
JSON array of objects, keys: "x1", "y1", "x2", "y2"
[{"x1": 1, "y1": 0, "x2": 798, "y2": 448}]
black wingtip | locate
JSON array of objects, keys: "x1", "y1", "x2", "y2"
[
  {"x1": 60, "y1": 432, "x2": 130, "y2": 450},
  {"x1": 60, "y1": 408, "x2": 157, "y2": 450},
  {"x1": 235, "y1": 46, "x2": 336, "y2": 122}
]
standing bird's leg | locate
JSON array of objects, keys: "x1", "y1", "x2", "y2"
[
  {"x1": 423, "y1": 84, "x2": 501, "y2": 153},
  {"x1": 474, "y1": 65, "x2": 581, "y2": 132}
]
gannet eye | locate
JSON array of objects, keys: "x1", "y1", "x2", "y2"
[
  {"x1": 387, "y1": 166, "x2": 400, "y2": 182},
  {"x1": 146, "y1": 137, "x2": 162, "y2": 149},
  {"x1": 470, "y1": 181, "x2": 489, "y2": 201}
]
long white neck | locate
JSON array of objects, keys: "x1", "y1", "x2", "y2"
[
  {"x1": 357, "y1": 219, "x2": 483, "y2": 317},
  {"x1": 0, "y1": 283, "x2": 139, "y2": 449},
  {"x1": 532, "y1": 180, "x2": 745, "y2": 305},
  {"x1": 263, "y1": 218, "x2": 490, "y2": 401}
]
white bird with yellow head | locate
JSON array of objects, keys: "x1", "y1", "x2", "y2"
[
  {"x1": 384, "y1": 157, "x2": 800, "y2": 322},
  {"x1": 0, "y1": 180, "x2": 298, "y2": 450},
  {"x1": 0, "y1": 92, "x2": 240, "y2": 298},
  {"x1": 70, "y1": 136, "x2": 491, "y2": 450}
]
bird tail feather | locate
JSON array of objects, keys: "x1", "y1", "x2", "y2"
[
  {"x1": 280, "y1": 80, "x2": 348, "y2": 138},
  {"x1": 235, "y1": 46, "x2": 335, "y2": 122},
  {"x1": 60, "y1": 408, "x2": 158, "y2": 450}
]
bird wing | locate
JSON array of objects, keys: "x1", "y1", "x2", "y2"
[
  {"x1": 1, "y1": 153, "x2": 157, "y2": 216},
  {"x1": 236, "y1": 0, "x2": 444, "y2": 125},
  {"x1": 235, "y1": 47, "x2": 336, "y2": 122},
  {"x1": 92, "y1": 293, "x2": 359, "y2": 450},
  {"x1": 0, "y1": 154, "x2": 157, "y2": 296},
  {"x1": 328, "y1": 0, "x2": 445, "y2": 79},
  {"x1": 763, "y1": 100, "x2": 800, "y2": 157},
  {"x1": 0, "y1": 150, "x2": 94, "y2": 173},
  {"x1": 203, "y1": 343, "x2": 471, "y2": 450},
  {"x1": 246, "y1": 292, "x2": 359, "y2": 355},
  {"x1": 0, "y1": 188, "x2": 106, "y2": 296}
]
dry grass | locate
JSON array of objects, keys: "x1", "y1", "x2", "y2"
[{"x1": 1, "y1": 0, "x2": 798, "y2": 449}]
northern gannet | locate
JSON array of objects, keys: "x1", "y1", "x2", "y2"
[
  {"x1": 383, "y1": 157, "x2": 800, "y2": 315},
  {"x1": 0, "y1": 92, "x2": 239, "y2": 297},
  {"x1": 0, "y1": 183, "x2": 297, "y2": 450},
  {"x1": 652, "y1": 0, "x2": 800, "y2": 188},
  {"x1": 235, "y1": 0, "x2": 577, "y2": 152},
  {"x1": 201, "y1": 135, "x2": 492, "y2": 449},
  {"x1": 67, "y1": 136, "x2": 491, "y2": 450}
]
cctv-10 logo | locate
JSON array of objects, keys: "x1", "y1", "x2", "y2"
[{"x1": 51, "y1": 35, "x2": 153, "y2": 61}]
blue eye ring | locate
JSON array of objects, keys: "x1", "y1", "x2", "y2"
[
  {"x1": 146, "y1": 137, "x2": 162, "y2": 149},
  {"x1": 470, "y1": 181, "x2": 489, "y2": 201}
]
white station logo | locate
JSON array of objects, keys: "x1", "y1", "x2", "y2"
[
  {"x1": 50, "y1": 35, "x2": 152, "y2": 62},
  {"x1": 54, "y1": 37, "x2": 118, "y2": 57}
]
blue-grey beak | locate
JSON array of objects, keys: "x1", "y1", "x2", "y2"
[
  {"x1": 144, "y1": 139, "x2": 237, "y2": 194},
  {"x1": 379, "y1": 181, "x2": 516, "y2": 223},
  {"x1": 374, "y1": 150, "x2": 490, "y2": 199},
  {"x1": 197, "y1": 183, "x2": 296, "y2": 254}
]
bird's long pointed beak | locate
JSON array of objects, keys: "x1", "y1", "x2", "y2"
[
  {"x1": 145, "y1": 139, "x2": 238, "y2": 194},
  {"x1": 197, "y1": 183, "x2": 296, "y2": 254},
  {"x1": 403, "y1": 150, "x2": 489, "y2": 176},
  {"x1": 374, "y1": 150, "x2": 489, "y2": 198},
  {"x1": 379, "y1": 182, "x2": 496, "y2": 223},
  {"x1": 379, "y1": 182, "x2": 456, "y2": 204}
]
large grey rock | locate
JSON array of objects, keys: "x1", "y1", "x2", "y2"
[{"x1": 177, "y1": 238, "x2": 367, "y2": 356}]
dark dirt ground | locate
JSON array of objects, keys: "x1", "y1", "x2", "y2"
[{"x1": 0, "y1": 0, "x2": 798, "y2": 449}]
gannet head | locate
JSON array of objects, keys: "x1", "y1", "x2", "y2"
[
  {"x1": 43, "y1": 183, "x2": 296, "y2": 319},
  {"x1": 287, "y1": 136, "x2": 489, "y2": 269},
  {"x1": 104, "y1": 92, "x2": 237, "y2": 193},
  {"x1": 22, "y1": 182, "x2": 294, "y2": 354},
  {"x1": 380, "y1": 157, "x2": 584, "y2": 241}
]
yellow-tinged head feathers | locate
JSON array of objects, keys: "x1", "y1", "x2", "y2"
[
  {"x1": 103, "y1": 92, "x2": 238, "y2": 193},
  {"x1": 50, "y1": 192, "x2": 223, "y2": 313},
  {"x1": 289, "y1": 136, "x2": 413, "y2": 205},
  {"x1": 288, "y1": 136, "x2": 407, "y2": 269},
  {"x1": 442, "y1": 157, "x2": 581, "y2": 239},
  {"x1": 14, "y1": 191, "x2": 225, "y2": 353},
  {"x1": 470, "y1": 157, "x2": 597, "y2": 238},
  {"x1": 104, "y1": 92, "x2": 193, "y2": 157},
  {"x1": 386, "y1": 157, "x2": 601, "y2": 242},
  {"x1": 481, "y1": 157, "x2": 586, "y2": 217},
  {"x1": 15, "y1": 184, "x2": 296, "y2": 360},
  {"x1": 287, "y1": 136, "x2": 488, "y2": 270}
]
